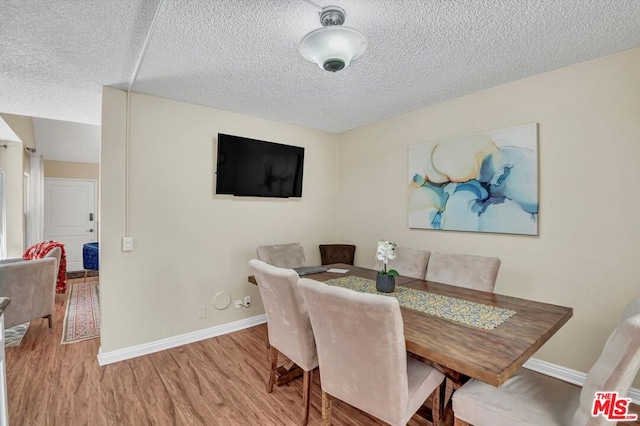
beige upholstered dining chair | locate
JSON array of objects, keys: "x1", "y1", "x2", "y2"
[
  {"x1": 248, "y1": 259, "x2": 317, "y2": 425},
  {"x1": 297, "y1": 277, "x2": 446, "y2": 426},
  {"x1": 452, "y1": 310, "x2": 640, "y2": 425},
  {"x1": 425, "y1": 252, "x2": 501, "y2": 292},
  {"x1": 375, "y1": 247, "x2": 431, "y2": 279},
  {"x1": 622, "y1": 295, "x2": 640, "y2": 321},
  {"x1": 256, "y1": 243, "x2": 306, "y2": 269}
]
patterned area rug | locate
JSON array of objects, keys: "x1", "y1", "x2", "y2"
[
  {"x1": 61, "y1": 282, "x2": 100, "y2": 344},
  {"x1": 5, "y1": 322, "x2": 30, "y2": 347},
  {"x1": 66, "y1": 270, "x2": 99, "y2": 280}
]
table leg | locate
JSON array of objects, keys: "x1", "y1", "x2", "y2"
[
  {"x1": 409, "y1": 354, "x2": 469, "y2": 426},
  {"x1": 275, "y1": 361, "x2": 305, "y2": 386}
]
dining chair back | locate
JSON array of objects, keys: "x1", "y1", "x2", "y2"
[
  {"x1": 426, "y1": 252, "x2": 500, "y2": 292},
  {"x1": 622, "y1": 294, "x2": 640, "y2": 321},
  {"x1": 575, "y1": 312, "x2": 640, "y2": 424},
  {"x1": 452, "y1": 312, "x2": 640, "y2": 426},
  {"x1": 375, "y1": 247, "x2": 431, "y2": 279},
  {"x1": 319, "y1": 244, "x2": 356, "y2": 265},
  {"x1": 256, "y1": 243, "x2": 306, "y2": 269},
  {"x1": 249, "y1": 259, "x2": 317, "y2": 425},
  {"x1": 298, "y1": 278, "x2": 445, "y2": 426}
]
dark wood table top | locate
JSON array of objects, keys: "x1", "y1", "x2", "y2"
[{"x1": 249, "y1": 263, "x2": 573, "y2": 387}]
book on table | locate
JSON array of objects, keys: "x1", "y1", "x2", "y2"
[{"x1": 293, "y1": 266, "x2": 327, "y2": 276}]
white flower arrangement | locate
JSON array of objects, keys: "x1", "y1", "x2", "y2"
[{"x1": 376, "y1": 240, "x2": 399, "y2": 276}]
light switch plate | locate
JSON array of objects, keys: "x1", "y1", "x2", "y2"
[{"x1": 122, "y1": 237, "x2": 133, "y2": 252}]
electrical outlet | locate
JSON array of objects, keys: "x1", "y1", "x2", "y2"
[
  {"x1": 198, "y1": 306, "x2": 206, "y2": 319},
  {"x1": 243, "y1": 296, "x2": 251, "y2": 307}
]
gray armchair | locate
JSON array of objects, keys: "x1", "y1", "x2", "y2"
[{"x1": 0, "y1": 247, "x2": 60, "y2": 329}]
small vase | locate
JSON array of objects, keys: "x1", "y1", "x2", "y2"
[{"x1": 376, "y1": 274, "x2": 395, "y2": 293}]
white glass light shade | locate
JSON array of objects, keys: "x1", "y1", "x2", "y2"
[{"x1": 299, "y1": 26, "x2": 368, "y2": 72}]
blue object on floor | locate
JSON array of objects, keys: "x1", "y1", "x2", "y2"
[{"x1": 82, "y1": 242, "x2": 99, "y2": 271}]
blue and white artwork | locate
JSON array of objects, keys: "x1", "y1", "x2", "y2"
[{"x1": 408, "y1": 123, "x2": 538, "y2": 235}]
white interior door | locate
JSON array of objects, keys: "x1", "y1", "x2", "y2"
[{"x1": 44, "y1": 178, "x2": 97, "y2": 271}]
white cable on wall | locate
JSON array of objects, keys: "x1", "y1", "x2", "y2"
[
  {"x1": 128, "y1": 0, "x2": 166, "y2": 92},
  {"x1": 125, "y1": 90, "x2": 130, "y2": 236},
  {"x1": 124, "y1": 0, "x2": 166, "y2": 236},
  {"x1": 301, "y1": 0, "x2": 323, "y2": 12}
]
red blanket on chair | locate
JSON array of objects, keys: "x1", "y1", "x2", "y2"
[{"x1": 23, "y1": 241, "x2": 68, "y2": 294}]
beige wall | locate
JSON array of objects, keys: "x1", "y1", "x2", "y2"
[
  {"x1": 0, "y1": 114, "x2": 33, "y2": 257},
  {"x1": 338, "y1": 47, "x2": 640, "y2": 381},
  {"x1": 0, "y1": 144, "x2": 24, "y2": 257},
  {"x1": 100, "y1": 48, "x2": 640, "y2": 386},
  {"x1": 44, "y1": 160, "x2": 99, "y2": 180},
  {"x1": 100, "y1": 88, "x2": 339, "y2": 351},
  {"x1": 0, "y1": 113, "x2": 35, "y2": 149}
]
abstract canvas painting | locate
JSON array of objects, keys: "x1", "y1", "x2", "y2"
[{"x1": 408, "y1": 123, "x2": 538, "y2": 235}]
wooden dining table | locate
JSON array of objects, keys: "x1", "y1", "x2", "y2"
[{"x1": 249, "y1": 263, "x2": 573, "y2": 390}]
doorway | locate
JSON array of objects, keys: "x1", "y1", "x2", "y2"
[{"x1": 44, "y1": 178, "x2": 97, "y2": 271}]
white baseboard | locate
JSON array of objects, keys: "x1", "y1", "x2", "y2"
[
  {"x1": 524, "y1": 357, "x2": 640, "y2": 404},
  {"x1": 97, "y1": 314, "x2": 267, "y2": 366},
  {"x1": 97, "y1": 319, "x2": 640, "y2": 405}
]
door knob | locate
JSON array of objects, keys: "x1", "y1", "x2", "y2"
[{"x1": 87, "y1": 229, "x2": 94, "y2": 232}]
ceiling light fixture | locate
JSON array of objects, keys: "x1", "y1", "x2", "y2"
[{"x1": 299, "y1": 4, "x2": 368, "y2": 72}]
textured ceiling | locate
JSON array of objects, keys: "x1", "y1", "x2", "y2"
[{"x1": 2, "y1": 0, "x2": 640, "y2": 133}]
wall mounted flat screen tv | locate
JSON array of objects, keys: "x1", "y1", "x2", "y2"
[{"x1": 215, "y1": 134, "x2": 304, "y2": 198}]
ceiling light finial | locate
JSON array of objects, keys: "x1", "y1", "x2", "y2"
[
  {"x1": 299, "y1": 4, "x2": 368, "y2": 72},
  {"x1": 320, "y1": 6, "x2": 345, "y2": 26}
]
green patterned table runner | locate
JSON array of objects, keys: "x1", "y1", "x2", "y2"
[{"x1": 324, "y1": 276, "x2": 516, "y2": 330}]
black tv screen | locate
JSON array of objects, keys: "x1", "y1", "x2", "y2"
[{"x1": 215, "y1": 134, "x2": 304, "y2": 198}]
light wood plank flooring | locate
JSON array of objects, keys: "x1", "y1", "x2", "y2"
[
  {"x1": 5, "y1": 279, "x2": 640, "y2": 425},
  {"x1": 6, "y1": 279, "x2": 433, "y2": 426}
]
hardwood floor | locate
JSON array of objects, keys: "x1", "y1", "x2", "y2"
[
  {"x1": 6, "y1": 280, "x2": 432, "y2": 426},
  {"x1": 5, "y1": 280, "x2": 639, "y2": 425}
]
